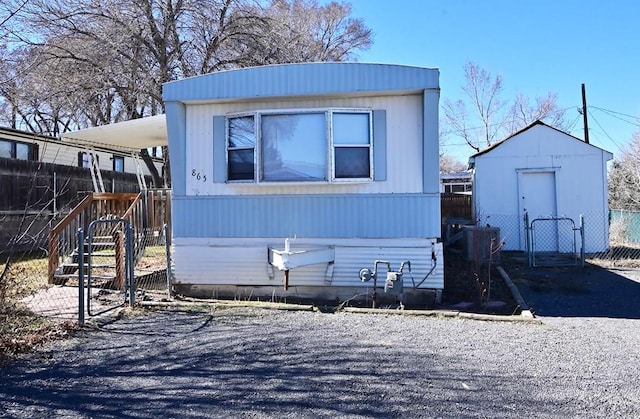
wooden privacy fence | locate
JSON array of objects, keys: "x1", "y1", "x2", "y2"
[
  {"x1": 0, "y1": 157, "x2": 150, "y2": 253},
  {"x1": 0, "y1": 156, "x2": 148, "y2": 212},
  {"x1": 441, "y1": 193, "x2": 473, "y2": 220}
]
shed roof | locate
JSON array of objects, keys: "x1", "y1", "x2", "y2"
[{"x1": 469, "y1": 120, "x2": 612, "y2": 161}]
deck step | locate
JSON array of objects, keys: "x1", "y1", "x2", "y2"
[
  {"x1": 83, "y1": 242, "x2": 117, "y2": 248},
  {"x1": 62, "y1": 263, "x2": 116, "y2": 269}
]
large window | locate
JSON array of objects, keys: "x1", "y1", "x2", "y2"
[
  {"x1": 227, "y1": 110, "x2": 372, "y2": 183},
  {"x1": 0, "y1": 138, "x2": 38, "y2": 161}
]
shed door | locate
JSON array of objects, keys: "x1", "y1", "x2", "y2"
[{"x1": 519, "y1": 171, "x2": 558, "y2": 251}]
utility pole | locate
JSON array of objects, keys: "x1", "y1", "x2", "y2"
[{"x1": 581, "y1": 83, "x2": 590, "y2": 144}]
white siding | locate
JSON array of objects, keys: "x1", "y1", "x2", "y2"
[
  {"x1": 184, "y1": 94, "x2": 424, "y2": 196},
  {"x1": 36, "y1": 138, "x2": 162, "y2": 176},
  {"x1": 473, "y1": 124, "x2": 612, "y2": 252},
  {"x1": 172, "y1": 238, "x2": 444, "y2": 290}
]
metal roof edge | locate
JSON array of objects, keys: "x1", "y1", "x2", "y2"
[
  {"x1": 470, "y1": 120, "x2": 614, "y2": 158},
  {"x1": 162, "y1": 62, "x2": 440, "y2": 102}
]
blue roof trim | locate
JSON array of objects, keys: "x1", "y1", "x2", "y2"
[{"x1": 163, "y1": 63, "x2": 439, "y2": 102}]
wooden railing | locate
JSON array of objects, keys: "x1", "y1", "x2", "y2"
[
  {"x1": 48, "y1": 190, "x2": 172, "y2": 283},
  {"x1": 121, "y1": 189, "x2": 172, "y2": 263},
  {"x1": 48, "y1": 193, "x2": 140, "y2": 283}
]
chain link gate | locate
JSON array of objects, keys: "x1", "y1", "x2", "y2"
[
  {"x1": 524, "y1": 213, "x2": 585, "y2": 267},
  {"x1": 78, "y1": 218, "x2": 134, "y2": 323}
]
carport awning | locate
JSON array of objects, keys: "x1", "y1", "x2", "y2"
[{"x1": 61, "y1": 114, "x2": 168, "y2": 152}]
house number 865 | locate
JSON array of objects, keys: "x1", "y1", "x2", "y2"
[{"x1": 191, "y1": 169, "x2": 207, "y2": 183}]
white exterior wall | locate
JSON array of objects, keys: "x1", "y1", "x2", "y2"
[
  {"x1": 172, "y1": 237, "x2": 444, "y2": 295},
  {"x1": 0, "y1": 135, "x2": 165, "y2": 177},
  {"x1": 473, "y1": 124, "x2": 611, "y2": 252},
  {"x1": 184, "y1": 94, "x2": 424, "y2": 196}
]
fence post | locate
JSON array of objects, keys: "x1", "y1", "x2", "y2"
[
  {"x1": 77, "y1": 228, "x2": 85, "y2": 326},
  {"x1": 580, "y1": 214, "x2": 585, "y2": 268},
  {"x1": 524, "y1": 212, "x2": 532, "y2": 267},
  {"x1": 127, "y1": 222, "x2": 135, "y2": 307},
  {"x1": 114, "y1": 230, "x2": 125, "y2": 289},
  {"x1": 164, "y1": 223, "x2": 172, "y2": 298}
]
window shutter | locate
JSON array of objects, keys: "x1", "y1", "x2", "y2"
[
  {"x1": 372, "y1": 109, "x2": 387, "y2": 181},
  {"x1": 32, "y1": 144, "x2": 39, "y2": 161},
  {"x1": 212, "y1": 115, "x2": 226, "y2": 183}
]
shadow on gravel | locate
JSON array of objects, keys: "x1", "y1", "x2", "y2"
[
  {"x1": 0, "y1": 309, "x2": 565, "y2": 418},
  {"x1": 506, "y1": 259, "x2": 640, "y2": 318}
]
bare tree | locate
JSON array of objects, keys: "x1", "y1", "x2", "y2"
[
  {"x1": 0, "y1": 0, "x2": 372, "y2": 187},
  {"x1": 609, "y1": 131, "x2": 640, "y2": 210},
  {"x1": 245, "y1": 0, "x2": 372, "y2": 65},
  {"x1": 439, "y1": 154, "x2": 467, "y2": 174},
  {"x1": 443, "y1": 61, "x2": 569, "y2": 154},
  {"x1": 505, "y1": 92, "x2": 569, "y2": 134},
  {"x1": 443, "y1": 62, "x2": 506, "y2": 153}
]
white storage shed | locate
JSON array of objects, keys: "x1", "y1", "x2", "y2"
[{"x1": 469, "y1": 120, "x2": 613, "y2": 253}]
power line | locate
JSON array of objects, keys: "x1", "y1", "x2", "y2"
[
  {"x1": 587, "y1": 109, "x2": 624, "y2": 152},
  {"x1": 590, "y1": 106, "x2": 640, "y2": 122},
  {"x1": 589, "y1": 106, "x2": 640, "y2": 129}
]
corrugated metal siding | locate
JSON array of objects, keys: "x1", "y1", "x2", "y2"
[
  {"x1": 173, "y1": 245, "x2": 270, "y2": 284},
  {"x1": 172, "y1": 193, "x2": 440, "y2": 239},
  {"x1": 172, "y1": 239, "x2": 444, "y2": 290},
  {"x1": 184, "y1": 95, "x2": 424, "y2": 196},
  {"x1": 163, "y1": 63, "x2": 439, "y2": 103}
]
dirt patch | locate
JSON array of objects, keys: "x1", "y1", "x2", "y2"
[{"x1": 441, "y1": 251, "x2": 520, "y2": 315}]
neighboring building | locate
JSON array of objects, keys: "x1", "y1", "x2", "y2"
[
  {"x1": 440, "y1": 170, "x2": 472, "y2": 194},
  {"x1": 469, "y1": 120, "x2": 613, "y2": 253},
  {"x1": 1, "y1": 126, "x2": 162, "y2": 179},
  {"x1": 160, "y1": 63, "x2": 444, "y2": 305},
  {"x1": 0, "y1": 126, "x2": 162, "y2": 252}
]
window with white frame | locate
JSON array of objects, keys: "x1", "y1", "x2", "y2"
[{"x1": 227, "y1": 109, "x2": 372, "y2": 183}]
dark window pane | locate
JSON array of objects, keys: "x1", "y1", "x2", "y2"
[
  {"x1": 335, "y1": 147, "x2": 370, "y2": 178},
  {"x1": 228, "y1": 149, "x2": 255, "y2": 180}
]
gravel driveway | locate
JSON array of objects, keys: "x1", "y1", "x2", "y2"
[{"x1": 1, "y1": 304, "x2": 639, "y2": 418}]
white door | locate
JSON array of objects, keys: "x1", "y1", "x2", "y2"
[{"x1": 519, "y1": 171, "x2": 558, "y2": 251}]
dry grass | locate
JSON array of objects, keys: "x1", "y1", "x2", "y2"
[
  {"x1": 0, "y1": 308, "x2": 78, "y2": 365},
  {"x1": 0, "y1": 246, "x2": 168, "y2": 365},
  {"x1": 0, "y1": 256, "x2": 73, "y2": 365},
  {"x1": 1, "y1": 256, "x2": 49, "y2": 300}
]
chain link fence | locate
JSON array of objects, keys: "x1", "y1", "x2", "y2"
[
  {"x1": 588, "y1": 209, "x2": 640, "y2": 267},
  {"x1": 473, "y1": 210, "x2": 640, "y2": 268},
  {"x1": 1, "y1": 192, "x2": 172, "y2": 343}
]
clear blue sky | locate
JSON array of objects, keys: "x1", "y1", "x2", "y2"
[{"x1": 341, "y1": 0, "x2": 640, "y2": 163}]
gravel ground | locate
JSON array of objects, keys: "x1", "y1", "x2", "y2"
[{"x1": 1, "y1": 305, "x2": 639, "y2": 418}]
